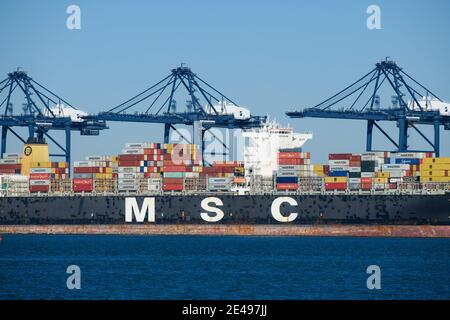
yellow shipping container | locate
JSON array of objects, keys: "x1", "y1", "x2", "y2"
[
  {"x1": 325, "y1": 177, "x2": 348, "y2": 183},
  {"x1": 376, "y1": 172, "x2": 390, "y2": 178},
  {"x1": 105, "y1": 167, "x2": 113, "y2": 173},
  {"x1": 374, "y1": 177, "x2": 388, "y2": 183},
  {"x1": 58, "y1": 162, "x2": 66, "y2": 168},
  {"x1": 420, "y1": 170, "x2": 449, "y2": 177},
  {"x1": 31, "y1": 161, "x2": 52, "y2": 168},
  {"x1": 420, "y1": 164, "x2": 450, "y2": 171},
  {"x1": 420, "y1": 176, "x2": 450, "y2": 183},
  {"x1": 422, "y1": 158, "x2": 450, "y2": 165},
  {"x1": 313, "y1": 165, "x2": 324, "y2": 171}
]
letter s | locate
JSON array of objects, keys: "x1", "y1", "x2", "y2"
[
  {"x1": 200, "y1": 197, "x2": 224, "y2": 222},
  {"x1": 271, "y1": 197, "x2": 298, "y2": 222}
]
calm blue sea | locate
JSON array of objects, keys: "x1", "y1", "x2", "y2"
[{"x1": 0, "y1": 235, "x2": 449, "y2": 300}]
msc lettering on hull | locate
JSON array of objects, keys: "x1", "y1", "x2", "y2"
[{"x1": 124, "y1": 196, "x2": 299, "y2": 223}]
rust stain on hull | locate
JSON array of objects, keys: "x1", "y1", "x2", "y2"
[{"x1": 0, "y1": 224, "x2": 450, "y2": 238}]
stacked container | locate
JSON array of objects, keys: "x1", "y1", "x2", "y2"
[
  {"x1": 29, "y1": 161, "x2": 53, "y2": 193},
  {"x1": 276, "y1": 150, "x2": 308, "y2": 190},
  {"x1": 420, "y1": 157, "x2": 450, "y2": 184},
  {"x1": 163, "y1": 143, "x2": 202, "y2": 191},
  {"x1": 0, "y1": 174, "x2": 29, "y2": 196},
  {"x1": 0, "y1": 153, "x2": 22, "y2": 174},
  {"x1": 118, "y1": 143, "x2": 164, "y2": 192},
  {"x1": 326, "y1": 153, "x2": 350, "y2": 190},
  {"x1": 73, "y1": 160, "x2": 95, "y2": 192}
]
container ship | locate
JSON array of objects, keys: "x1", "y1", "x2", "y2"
[{"x1": 0, "y1": 119, "x2": 449, "y2": 227}]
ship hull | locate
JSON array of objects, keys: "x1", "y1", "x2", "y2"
[{"x1": 0, "y1": 193, "x2": 449, "y2": 225}]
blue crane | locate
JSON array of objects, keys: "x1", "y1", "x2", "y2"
[
  {"x1": 85, "y1": 65, "x2": 266, "y2": 163},
  {"x1": 286, "y1": 59, "x2": 450, "y2": 156},
  {"x1": 0, "y1": 68, "x2": 108, "y2": 173}
]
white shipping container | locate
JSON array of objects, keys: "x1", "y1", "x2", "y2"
[
  {"x1": 0, "y1": 158, "x2": 21, "y2": 164},
  {"x1": 3, "y1": 153, "x2": 21, "y2": 159},
  {"x1": 118, "y1": 184, "x2": 139, "y2": 191},
  {"x1": 349, "y1": 166, "x2": 361, "y2": 172},
  {"x1": 278, "y1": 165, "x2": 301, "y2": 171},
  {"x1": 118, "y1": 178, "x2": 138, "y2": 184},
  {"x1": 328, "y1": 160, "x2": 350, "y2": 166},
  {"x1": 349, "y1": 178, "x2": 361, "y2": 183},
  {"x1": 121, "y1": 148, "x2": 144, "y2": 155},
  {"x1": 118, "y1": 167, "x2": 139, "y2": 173},
  {"x1": 118, "y1": 172, "x2": 137, "y2": 179},
  {"x1": 125, "y1": 143, "x2": 147, "y2": 148},
  {"x1": 30, "y1": 168, "x2": 51, "y2": 174},
  {"x1": 362, "y1": 152, "x2": 388, "y2": 157},
  {"x1": 361, "y1": 172, "x2": 375, "y2": 178},
  {"x1": 392, "y1": 152, "x2": 426, "y2": 159},
  {"x1": 387, "y1": 171, "x2": 405, "y2": 178},
  {"x1": 74, "y1": 161, "x2": 92, "y2": 167},
  {"x1": 209, "y1": 178, "x2": 232, "y2": 185},
  {"x1": 277, "y1": 171, "x2": 297, "y2": 177},
  {"x1": 329, "y1": 165, "x2": 349, "y2": 171},
  {"x1": 382, "y1": 164, "x2": 410, "y2": 171},
  {"x1": 29, "y1": 179, "x2": 50, "y2": 186}
]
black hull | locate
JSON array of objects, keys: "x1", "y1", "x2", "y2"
[{"x1": 0, "y1": 193, "x2": 449, "y2": 225}]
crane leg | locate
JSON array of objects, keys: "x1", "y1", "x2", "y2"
[
  {"x1": 366, "y1": 120, "x2": 374, "y2": 152},
  {"x1": 1, "y1": 126, "x2": 7, "y2": 158}
]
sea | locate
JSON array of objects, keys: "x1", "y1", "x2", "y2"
[{"x1": 0, "y1": 235, "x2": 449, "y2": 300}]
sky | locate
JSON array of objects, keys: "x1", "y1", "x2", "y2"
[{"x1": 0, "y1": 0, "x2": 449, "y2": 163}]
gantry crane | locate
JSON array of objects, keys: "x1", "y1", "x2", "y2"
[
  {"x1": 85, "y1": 65, "x2": 266, "y2": 163},
  {"x1": 286, "y1": 59, "x2": 450, "y2": 156},
  {"x1": 0, "y1": 68, "x2": 108, "y2": 173}
]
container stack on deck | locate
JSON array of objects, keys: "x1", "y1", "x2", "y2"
[
  {"x1": 0, "y1": 153, "x2": 22, "y2": 175},
  {"x1": 163, "y1": 143, "x2": 202, "y2": 191},
  {"x1": 276, "y1": 149, "x2": 312, "y2": 190},
  {"x1": 420, "y1": 157, "x2": 450, "y2": 184},
  {"x1": 118, "y1": 143, "x2": 163, "y2": 192},
  {"x1": 29, "y1": 161, "x2": 68, "y2": 193}
]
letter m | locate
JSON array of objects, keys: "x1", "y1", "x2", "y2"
[{"x1": 125, "y1": 197, "x2": 155, "y2": 222}]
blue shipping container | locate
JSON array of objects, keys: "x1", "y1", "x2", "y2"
[
  {"x1": 395, "y1": 158, "x2": 420, "y2": 165},
  {"x1": 276, "y1": 176, "x2": 298, "y2": 183},
  {"x1": 328, "y1": 170, "x2": 348, "y2": 177}
]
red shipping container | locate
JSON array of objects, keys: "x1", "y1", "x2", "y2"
[
  {"x1": 73, "y1": 178, "x2": 93, "y2": 185},
  {"x1": 325, "y1": 182, "x2": 347, "y2": 190},
  {"x1": 361, "y1": 177, "x2": 372, "y2": 184},
  {"x1": 328, "y1": 153, "x2": 352, "y2": 160},
  {"x1": 118, "y1": 154, "x2": 145, "y2": 161},
  {"x1": 361, "y1": 183, "x2": 372, "y2": 190},
  {"x1": 278, "y1": 158, "x2": 305, "y2": 165},
  {"x1": 349, "y1": 161, "x2": 361, "y2": 167},
  {"x1": 278, "y1": 152, "x2": 301, "y2": 159},
  {"x1": 30, "y1": 173, "x2": 51, "y2": 180},
  {"x1": 0, "y1": 169, "x2": 16, "y2": 174},
  {"x1": 74, "y1": 167, "x2": 99, "y2": 174},
  {"x1": 162, "y1": 183, "x2": 183, "y2": 191},
  {"x1": 30, "y1": 185, "x2": 49, "y2": 193},
  {"x1": 0, "y1": 164, "x2": 21, "y2": 170},
  {"x1": 163, "y1": 178, "x2": 183, "y2": 184},
  {"x1": 118, "y1": 160, "x2": 141, "y2": 167},
  {"x1": 73, "y1": 185, "x2": 94, "y2": 192},
  {"x1": 389, "y1": 183, "x2": 397, "y2": 189},
  {"x1": 350, "y1": 155, "x2": 361, "y2": 161},
  {"x1": 276, "y1": 183, "x2": 298, "y2": 190}
]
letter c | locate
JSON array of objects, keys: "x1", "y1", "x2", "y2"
[{"x1": 271, "y1": 197, "x2": 298, "y2": 222}]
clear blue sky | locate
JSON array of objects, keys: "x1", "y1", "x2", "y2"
[{"x1": 1, "y1": 0, "x2": 449, "y2": 163}]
